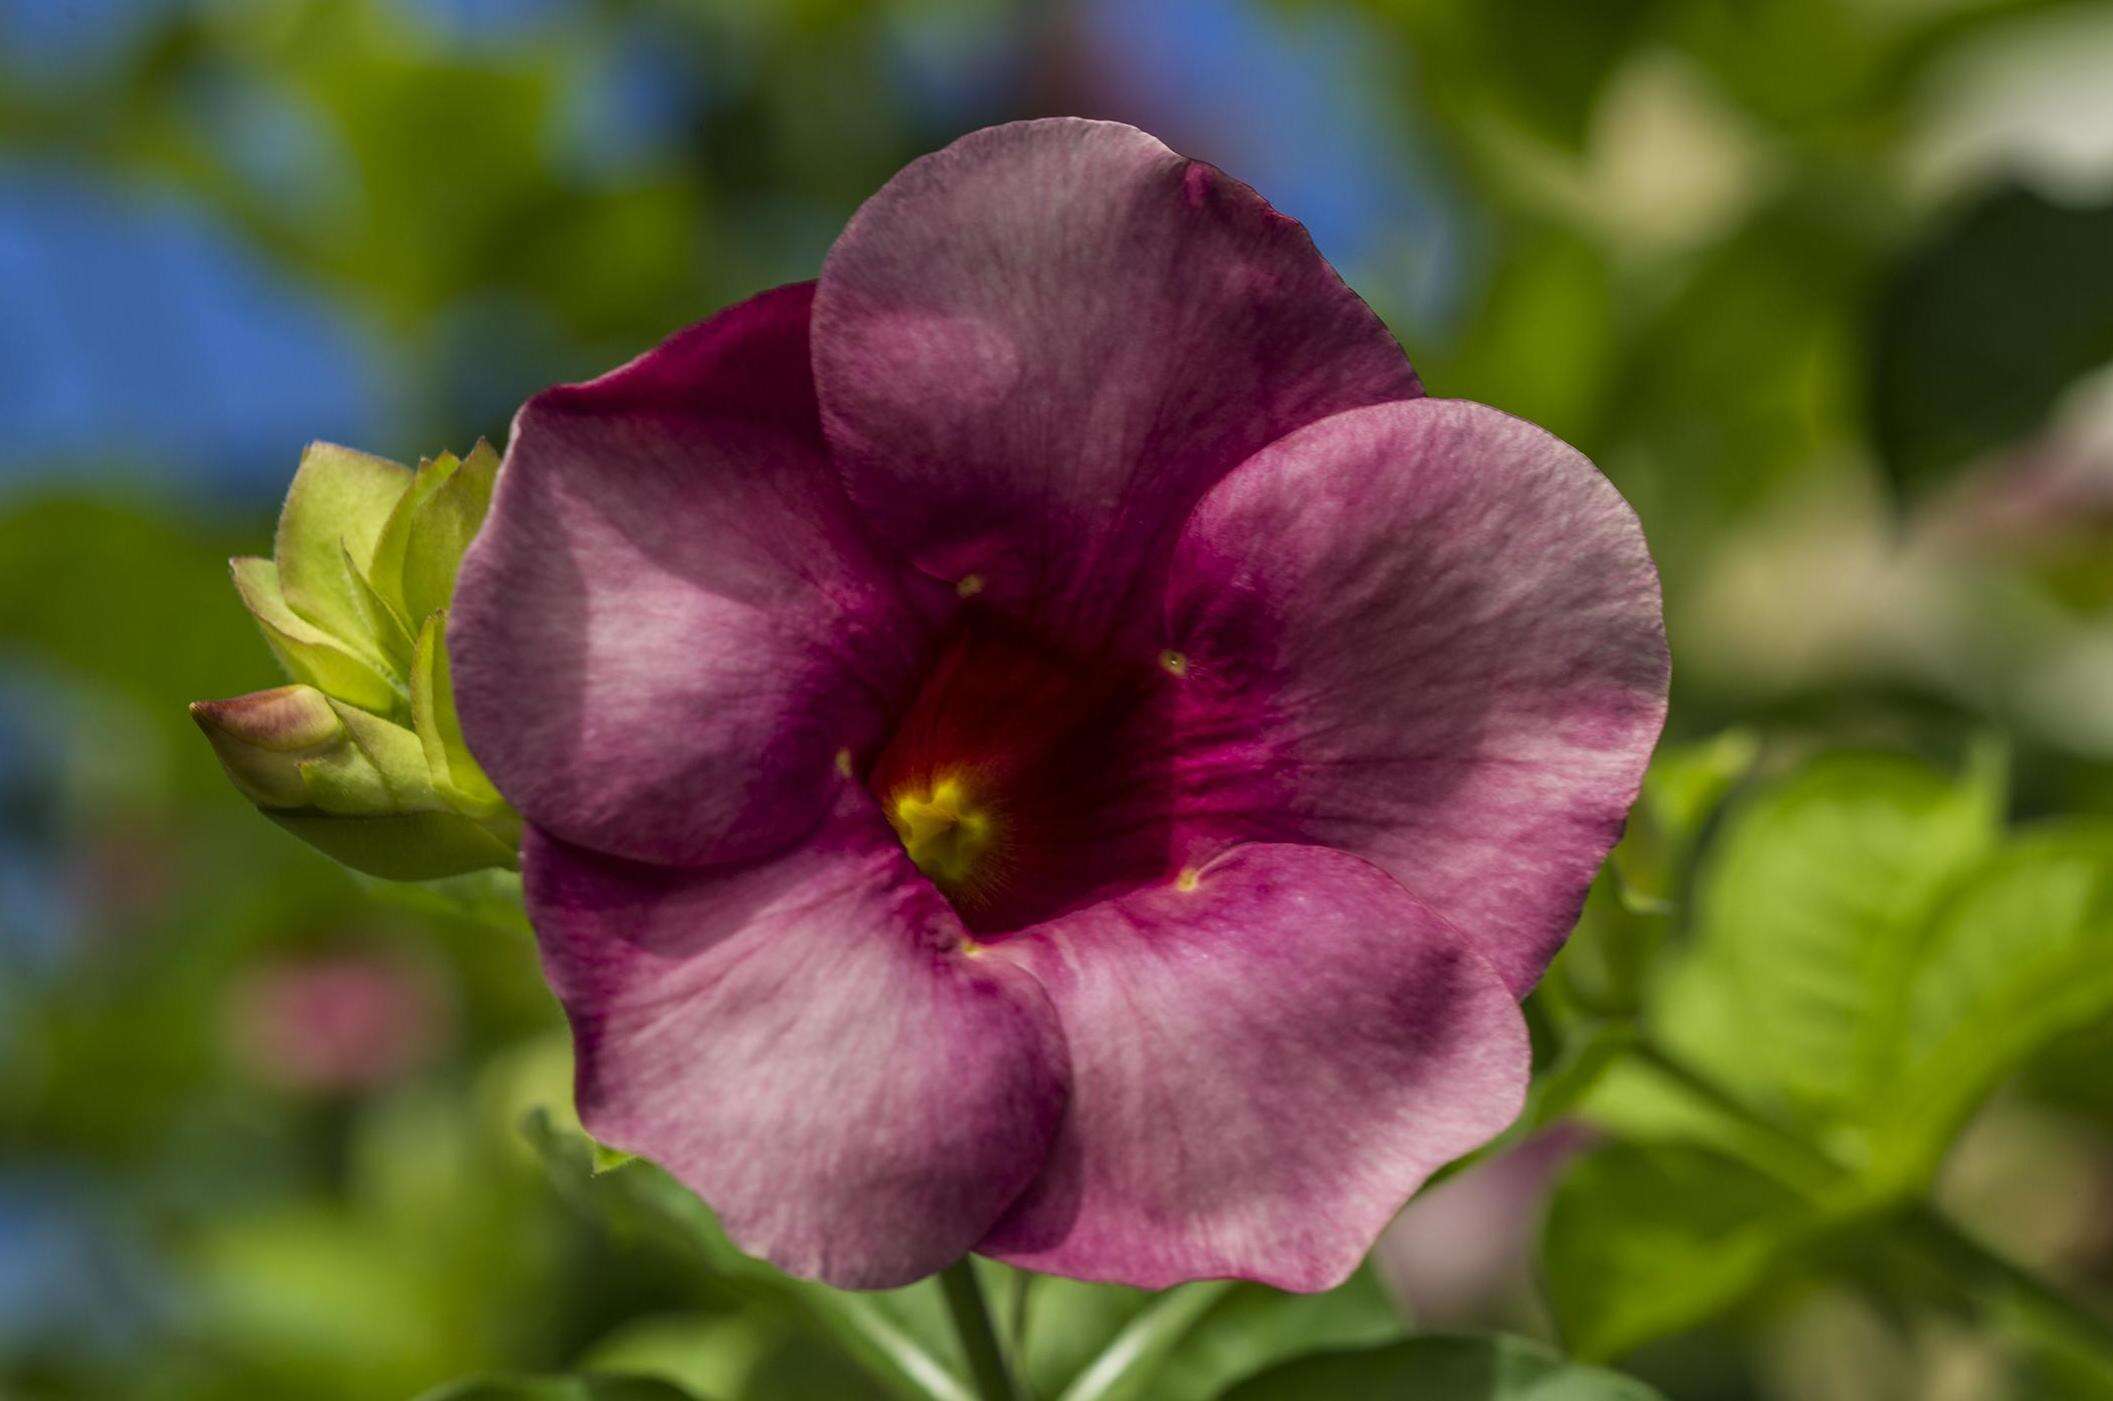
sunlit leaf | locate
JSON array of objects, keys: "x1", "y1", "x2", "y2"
[
  {"x1": 232, "y1": 555, "x2": 406, "y2": 718},
  {"x1": 272, "y1": 440, "x2": 414, "y2": 668},
  {"x1": 374, "y1": 449, "x2": 467, "y2": 621},
  {"x1": 402, "y1": 439, "x2": 500, "y2": 625},
  {"x1": 1871, "y1": 822, "x2": 2113, "y2": 1185},
  {"x1": 413, "y1": 611, "x2": 511, "y2": 819},
  {"x1": 1540, "y1": 1140, "x2": 1824, "y2": 1361},
  {"x1": 1660, "y1": 748, "x2": 2002, "y2": 1121}
]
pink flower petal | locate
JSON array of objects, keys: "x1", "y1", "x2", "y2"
[
  {"x1": 975, "y1": 843, "x2": 1528, "y2": 1291},
  {"x1": 453, "y1": 283, "x2": 945, "y2": 867},
  {"x1": 1162, "y1": 398, "x2": 1669, "y2": 993},
  {"x1": 813, "y1": 118, "x2": 1421, "y2": 649},
  {"x1": 527, "y1": 794, "x2": 1069, "y2": 1289}
]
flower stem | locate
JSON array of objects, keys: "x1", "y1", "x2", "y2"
[
  {"x1": 1057, "y1": 1280, "x2": 1235, "y2": 1401},
  {"x1": 1628, "y1": 1037, "x2": 2113, "y2": 1362},
  {"x1": 1902, "y1": 1203, "x2": 2113, "y2": 1360},
  {"x1": 939, "y1": 1258, "x2": 1020, "y2": 1401}
]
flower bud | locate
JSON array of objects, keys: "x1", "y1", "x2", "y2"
[
  {"x1": 198, "y1": 440, "x2": 517, "y2": 879},
  {"x1": 190, "y1": 684, "x2": 518, "y2": 880},
  {"x1": 190, "y1": 685, "x2": 345, "y2": 809}
]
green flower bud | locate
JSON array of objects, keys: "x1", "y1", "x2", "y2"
[
  {"x1": 199, "y1": 441, "x2": 517, "y2": 880},
  {"x1": 189, "y1": 686, "x2": 519, "y2": 880}
]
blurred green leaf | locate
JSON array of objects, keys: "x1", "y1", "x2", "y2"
[
  {"x1": 1871, "y1": 822, "x2": 2113, "y2": 1184},
  {"x1": 1609, "y1": 182, "x2": 1882, "y2": 566},
  {"x1": 1874, "y1": 185, "x2": 2113, "y2": 498},
  {"x1": 1550, "y1": 732, "x2": 1757, "y2": 1019},
  {"x1": 356, "y1": 866, "x2": 532, "y2": 936},
  {"x1": 1612, "y1": 728, "x2": 1761, "y2": 907},
  {"x1": 1362, "y1": 0, "x2": 1658, "y2": 150},
  {"x1": 267, "y1": 807, "x2": 518, "y2": 881},
  {"x1": 1431, "y1": 223, "x2": 1614, "y2": 447},
  {"x1": 414, "y1": 1374, "x2": 703, "y2": 1401},
  {"x1": 1540, "y1": 1140, "x2": 1826, "y2": 1362},
  {"x1": 1660, "y1": 748, "x2": 2002, "y2": 1121},
  {"x1": 1221, "y1": 1332, "x2": 1666, "y2": 1399}
]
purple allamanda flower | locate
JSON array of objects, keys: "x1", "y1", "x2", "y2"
[{"x1": 451, "y1": 119, "x2": 1668, "y2": 1291}]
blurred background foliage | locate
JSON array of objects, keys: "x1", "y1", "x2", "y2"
[{"x1": 7, "y1": 0, "x2": 2113, "y2": 1397}]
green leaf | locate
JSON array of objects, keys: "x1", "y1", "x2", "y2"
[
  {"x1": 1611, "y1": 728, "x2": 1760, "y2": 907},
  {"x1": 373, "y1": 448, "x2": 467, "y2": 621},
  {"x1": 1551, "y1": 733, "x2": 1757, "y2": 1018},
  {"x1": 273, "y1": 441, "x2": 414, "y2": 668},
  {"x1": 1221, "y1": 1333, "x2": 1666, "y2": 1400},
  {"x1": 1540, "y1": 1140, "x2": 1824, "y2": 1361},
  {"x1": 1523, "y1": 1019, "x2": 1639, "y2": 1132},
  {"x1": 231, "y1": 556, "x2": 406, "y2": 716},
  {"x1": 1871, "y1": 822, "x2": 2113, "y2": 1184},
  {"x1": 266, "y1": 808, "x2": 517, "y2": 881},
  {"x1": 403, "y1": 439, "x2": 500, "y2": 624},
  {"x1": 413, "y1": 1374, "x2": 702, "y2": 1401},
  {"x1": 355, "y1": 867, "x2": 533, "y2": 936},
  {"x1": 345, "y1": 537, "x2": 418, "y2": 670},
  {"x1": 413, "y1": 611, "x2": 511, "y2": 820},
  {"x1": 1873, "y1": 184, "x2": 2113, "y2": 498},
  {"x1": 1660, "y1": 748, "x2": 2002, "y2": 1122}
]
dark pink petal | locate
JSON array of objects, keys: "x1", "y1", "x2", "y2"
[
  {"x1": 812, "y1": 118, "x2": 1422, "y2": 648},
  {"x1": 527, "y1": 797, "x2": 1069, "y2": 1289},
  {"x1": 976, "y1": 843, "x2": 1527, "y2": 1291},
  {"x1": 1162, "y1": 398, "x2": 1669, "y2": 994},
  {"x1": 453, "y1": 283, "x2": 945, "y2": 867}
]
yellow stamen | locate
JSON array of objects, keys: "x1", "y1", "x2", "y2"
[
  {"x1": 1159, "y1": 649, "x2": 1188, "y2": 677},
  {"x1": 887, "y1": 774, "x2": 997, "y2": 888},
  {"x1": 956, "y1": 573, "x2": 985, "y2": 598},
  {"x1": 1175, "y1": 867, "x2": 1202, "y2": 892}
]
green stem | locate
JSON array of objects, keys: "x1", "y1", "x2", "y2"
[
  {"x1": 791, "y1": 1286, "x2": 975, "y2": 1401},
  {"x1": 1058, "y1": 1280, "x2": 1236, "y2": 1401},
  {"x1": 1629, "y1": 1037, "x2": 2113, "y2": 1363},
  {"x1": 1626, "y1": 1038, "x2": 1838, "y2": 1187},
  {"x1": 1903, "y1": 1204, "x2": 2113, "y2": 1360},
  {"x1": 939, "y1": 1258, "x2": 1020, "y2": 1401},
  {"x1": 1008, "y1": 1269, "x2": 1036, "y2": 1362}
]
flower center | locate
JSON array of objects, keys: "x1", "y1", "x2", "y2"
[
  {"x1": 864, "y1": 618, "x2": 1180, "y2": 934},
  {"x1": 886, "y1": 773, "x2": 997, "y2": 889}
]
